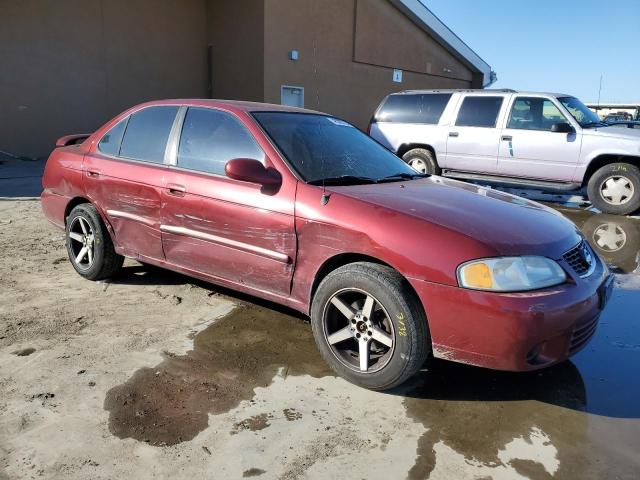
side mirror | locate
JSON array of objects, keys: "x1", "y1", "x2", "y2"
[
  {"x1": 551, "y1": 122, "x2": 574, "y2": 133},
  {"x1": 225, "y1": 158, "x2": 281, "y2": 187}
]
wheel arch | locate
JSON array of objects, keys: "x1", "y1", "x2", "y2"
[
  {"x1": 64, "y1": 196, "x2": 92, "y2": 224},
  {"x1": 582, "y1": 154, "x2": 640, "y2": 187},
  {"x1": 309, "y1": 253, "x2": 426, "y2": 321}
]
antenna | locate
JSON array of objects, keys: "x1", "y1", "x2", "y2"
[{"x1": 597, "y1": 74, "x2": 603, "y2": 106}]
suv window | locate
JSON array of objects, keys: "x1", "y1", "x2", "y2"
[
  {"x1": 119, "y1": 106, "x2": 178, "y2": 163},
  {"x1": 177, "y1": 107, "x2": 264, "y2": 175},
  {"x1": 98, "y1": 118, "x2": 128, "y2": 157},
  {"x1": 507, "y1": 97, "x2": 567, "y2": 131},
  {"x1": 376, "y1": 93, "x2": 451, "y2": 124},
  {"x1": 455, "y1": 96, "x2": 504, "y2": 128}
]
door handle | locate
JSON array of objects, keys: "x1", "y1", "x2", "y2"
[
  {"x1": 501, "y1": 135, "x2": 513, "y2": 141},
  {"x1": 448, "y1": 131, "x2": 459, "y2": 137},
  {"x1": 166, "y1": 183, "x2": 186, "y2": 196},
  {"x1": 86, "y1": 169, "x2": 101, "y2": 178}
]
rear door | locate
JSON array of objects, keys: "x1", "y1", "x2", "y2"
[
  {"x1": 160, "y1": 106, "x2": 296, "y2": 296},
  {"x1": 83, "y1": 105, "x2": 178, "y2": 260},
  {"x1": 369, "y1": 93, "x2": 451, "y2": 157},
  {"x1": 497, "y1": 96, "x2": 582, "y2": 181},
  {"x1": 444, "y1": 95, "x2": 506, "y2": 174}
]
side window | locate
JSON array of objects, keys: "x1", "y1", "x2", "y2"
[
  {"x1": 177, "y1": 107, "x2": 264, "y2": 175},
  {"x1": 97, "y1": 118, "x2": 128, "y2": 156},
  {"x1": 455, "y1": 96, "x2": 504, "y2": 128},
  {"x1": 375, "y1": 94, "x2": 451, "y2": 124},
  {"x1": 119, "y1": 106, "x2": 178, "y2": 163},
  {"x1": 507, "y1": 97, "x2": 567, "y2": 131}
]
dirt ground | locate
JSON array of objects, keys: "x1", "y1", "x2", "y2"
[{"x1": 1, "y1": 160, "x2": 640, "y2": 479}]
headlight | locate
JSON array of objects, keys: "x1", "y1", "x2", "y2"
[{"x1": 457, "y1": 256, "x2": 566, "y2": 292}]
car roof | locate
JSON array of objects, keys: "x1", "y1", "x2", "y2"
[
  {"x1": 394, "y1": 89, "x2": 572, "y2": 97},
  {"x1": 130, "y1": 98, "x2": 325, "y2": 115}
]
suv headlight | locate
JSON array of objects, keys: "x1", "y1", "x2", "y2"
[{"x1": 457, "y1": 256, "x2": 566, "y2": 292}]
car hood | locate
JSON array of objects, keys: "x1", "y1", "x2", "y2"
[
  {"x1": 583, "y1": 125, "x2": 640, "y2": 141},
  {"x1": 329, "y1": 176, "x2": 581, "y2": 259}
]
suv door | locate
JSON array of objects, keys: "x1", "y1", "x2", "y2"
[
  {"x1": 160, "y1": 106, "x2": 296, "y2": 296},
  {"x1": 83, "y1": 105, "x2": 179, "y2": 260},
  {"x1": 497, "y1": 96, "x2": 582, "y2": 181},
  {"x1": 444, "y1": 95, "x2": 505, "y2": 174}
]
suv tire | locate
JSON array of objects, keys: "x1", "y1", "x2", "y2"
[
  {"x1": 587, "y1": 163, "x2": 640, "y2": 215},
  {"x1": 66, "y1": 203, "x2": 124, "y2": 280},
  {"x1": 402, "y1": 148, "x2": 440, "y2": 175},
  {"x1": 310, "y1": 262, "x2": 430, "y2": 390}
]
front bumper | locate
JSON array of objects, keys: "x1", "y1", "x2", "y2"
[{"x1": 411, "y1": 260, "x2": 612, "y2": 371}]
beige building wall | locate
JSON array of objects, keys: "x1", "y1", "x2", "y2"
[
  {"x1": 1, "y1": 0, "x2": 484, "y2": 158},
  {"x1": 263, "y1": 0, "x2": 475, "y2": 130},
  {"x1": 0, "y1": 0, "x2": 208, "y2": 158}
]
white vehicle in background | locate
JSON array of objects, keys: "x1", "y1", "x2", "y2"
[{"x1": 369, "y1": 89, "x2": 640, "y2": 215}]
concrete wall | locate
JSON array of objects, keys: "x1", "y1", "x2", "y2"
[
  {"x1": 263, "y1": 0, "x2": 474, "y2": 130},
  {"x1": 0, "y1": 0, "x2": 208, "y2": 158}
]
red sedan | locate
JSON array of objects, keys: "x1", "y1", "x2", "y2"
[{"x1": 41, "y1": 100, "x2": 613, "y2": 390}]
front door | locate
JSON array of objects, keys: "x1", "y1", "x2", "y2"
[
  {"x1": 444, "y1": 95, "x2": 505, "y2": 174},
  {"x1": 497, "y1": 96, "x2": 582, "y2": 181},
  {"x1": 83, "y1": 105, "x2": 179, "y2": 260},
  {"x1": 160, "y1": 106, "x2": 296, "y2": 296}
]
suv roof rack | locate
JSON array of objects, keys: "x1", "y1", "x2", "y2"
[{"x1": 398, "y1": 88, "x2": 516, "y2": 94}]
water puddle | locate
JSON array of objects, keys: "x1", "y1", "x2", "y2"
[{"x1": 104, "y1": 305, "x2": 331, "y2": 446}]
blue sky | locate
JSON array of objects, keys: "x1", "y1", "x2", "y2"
[{"x1": 425, "y1": 0, "x2": 640, "y2": 103}]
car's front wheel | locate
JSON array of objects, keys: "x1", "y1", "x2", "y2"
[
  {"x1": 587, "y1": 163, "x2": 640, "y2": 215},
  {"x1": 66, "y1": 203, "x2": 124, "y2": 280},
  {"x1": 311, "y1": 262, "x2": 430, "y2": 390}
]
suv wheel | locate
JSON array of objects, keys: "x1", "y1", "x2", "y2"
[
  {"x1": 587, "y1": 163, "x2": 640, "y2": 215},
  {"x1": 66, "y1": 204, "x2": 124, "y2": 280},
  {"x1": 402, "y1": 148, "x2": 440, "y2": 175},
  {"x1": 310, "y1": 262, "x2": 430, "y2": 390}
]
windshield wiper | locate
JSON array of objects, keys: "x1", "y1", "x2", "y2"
[
  {"x1": 581, "y1": 121, "x2": 607, "y2": 128},
  {"x1": 377, "y1": 172, "x2": 429, "y2": 183},
  {"x1": 308, "y1": 175, "x2": 378, "y2": 186}
]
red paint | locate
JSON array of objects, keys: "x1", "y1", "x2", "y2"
[{"x1": 41, "y1": 99, "x2": 610, "y2": 372}]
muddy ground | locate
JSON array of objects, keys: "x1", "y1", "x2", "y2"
[{"x1": 1, "y1": 159, "x2": 640, "y2": 479}]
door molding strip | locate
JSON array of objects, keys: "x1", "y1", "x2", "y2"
[
  {"x1": 160, "y1": 225, "x2": 290, "y2": 264},
  {"x1": 106, "y1": 209, "x2": 155, "y2": 227}
]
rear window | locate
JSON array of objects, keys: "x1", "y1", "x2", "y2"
[
  {"x1": 375, "y1": 93, "x2": 451, "y2": 124},
  {"x1": 98, "y1": 118, "x2": 128, "y2": 156},
  {"x1": 119, "y1": 106, "x2": 178, "y2": 163},
  {"x1": 455, "y1": 96, "x2": 504, "y2": 128}
]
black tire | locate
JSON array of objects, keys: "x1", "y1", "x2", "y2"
[
  {"x1": 310, "y1": 262, "x2": 430, "y2": 390},
  {"x1": 401, "y1": 148, "x2": 440, "y2": 175},
  {"x1": 65, "y1": 203, "x2": 123, "y2": 280},
  {"x1": 587, "y1": 163, "x2": 640, "y2": 215}
]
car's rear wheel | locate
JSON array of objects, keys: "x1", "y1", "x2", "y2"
[
  {"x1": 587, "y1": 163, "x2": 640, "y2": 215},
  {"x1": 311, "y1": 262, "x2": 430, "y2": 390},
  {"x1": 402, "y1": 148, "x2": 440, "y2": 175},
  {"x1": 66, "y1": 203, "x2": 123, "y2": 280}
]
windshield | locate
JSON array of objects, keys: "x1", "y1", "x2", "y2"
[
  {"x1": 558, "y1": 96, "x2": 602, "y2": 127},
  {"x1": 252, "y1": 112, "x2": 420, "y2": 184}
]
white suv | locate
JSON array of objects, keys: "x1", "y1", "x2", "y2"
[{"x1": 369, "y1": 89, "x2": 640, "y2": 215}]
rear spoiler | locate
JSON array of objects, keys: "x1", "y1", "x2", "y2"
[{"x1": 55, "y1": 133, "x2": 91, "y2": 147}]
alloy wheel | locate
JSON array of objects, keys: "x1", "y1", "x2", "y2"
[
  {"x1": 322, "y1": 288, "x2": 395, "y2": 373},
  {"x1": 68, "y1": 216, "x2": 95, "y2": 270}
]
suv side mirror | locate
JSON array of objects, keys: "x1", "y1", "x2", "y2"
[
  {"x1": 225, "y1": 158, "x2": 281, "y2": 187},
  {"x1": 551, "y1": 122, "x2": 574, "y2": 133}
]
